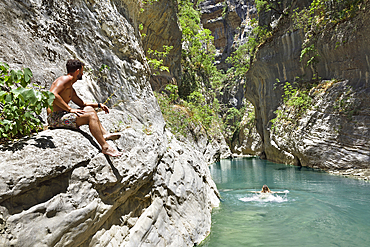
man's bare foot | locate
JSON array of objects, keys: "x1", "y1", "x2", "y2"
[
  {"x1": 102, "y1": 146, "x2": 123, "y2": 157},
  {"x1": 103, "y1": 133, "x2": 121, "y2": 141}
]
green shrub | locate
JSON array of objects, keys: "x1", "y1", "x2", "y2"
[
  {"x1": 226, "y1": 18, "x2": 271, "y2": 79},
  {"x1": 177, "y1": 1, "x2": 224, "y2": 98},
  {"x1": 270, "y1": 81, "x2": 313, "y2": 131},
  {"x1": 0, "y1": 62, "x2": 55, "y2": 140},
  {"x1": 147, "y1": 45, "x2": 173, "y2": 74},
  {"x1": 155, "y1": 91, "x2": 190, "y2": 138},
  {"x1": 155, "y1": 86, "x2": 222, "y2": 140}
]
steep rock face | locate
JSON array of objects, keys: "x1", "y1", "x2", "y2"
[
  {"x1": 230, "y1": 101, "x2": 262, "y2": 155},
  {"x1": 0, "y1": 0, "x2": 220, "y2": 246},
  {"x1": 199, "y1": 0, "x2": 263, "y2": 155},
  {"x1": 199, "y1": 0, "x2": 257, "y2": 70},
  {"x1": 245, "y1": 4, "x2": 370, "y2": 169},
  {"x1": 139, "y1": 0, "x2": 182, "y2": 91},
  {"x1": 217, "y1": 79, "x2": 262, "y2": 156},
  {"x1": 0, "y1": 110, "x2": 219, "y2": 246},
  {"x1": 271, "y1": 80, "x2": 370, "y2": 169},
  {"x1": 0, "y1": 0, "x2": 148, "y2": 104}
]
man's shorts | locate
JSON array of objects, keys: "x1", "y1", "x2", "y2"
[{"x1": 47, "y1": 111, "x2": 78, "y2": 129}]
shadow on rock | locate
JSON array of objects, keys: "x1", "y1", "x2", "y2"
[{"x1": 0, "y1": 135, "x2": 56, "y2": 152}]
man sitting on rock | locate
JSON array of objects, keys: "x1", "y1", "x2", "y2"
[{"x1": 47, "y1": 59, "x2": 122, "y2": 157}]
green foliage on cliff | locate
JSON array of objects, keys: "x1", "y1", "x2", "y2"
[
  {"x1": 177, "y1": 0, "x2": 224, "y2": 98},
  {"x1": 147, "y1": 45, "x2": 173, "y2": 74},
  {"x1": 300, "y1": 44, "x2": 320, "y2": 67},
  {"x1": 255, "y1": 0, "x2": 287, "y2": 15},
  {"x1": 263, "y1": 0, "x2": 365, "y2": 133},
  {"x1": 155, "y1": 84, "x2": 222, "y2": 139},
  {"x1": 224, "y1": 106, "x2": 246, "y2": 140},
  {"x1": 292, "y1": 0, "x2": 366, "y2": 69},
  {"x1": 226, "y1": 18, "x2": 271, "y2": 78},
  {"x1": 151, "y1": 0, "x2": 226, "y2": 140},
  {"x1": 293, "y1": 0, "x2": 364, "y2": 30},
  {"x1": 0, "y1": 62, "x2": 55, "y2": 141},
  {"x1": 270, "y1": 80, "x2": 313, "y2": 131},
  {"x1": 140, "y1": 0, "x2": 159, "y2": 13}
]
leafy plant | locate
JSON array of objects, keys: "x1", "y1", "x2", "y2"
[
  {"x1": 255, "y1": 0, "x2": 287, "y2": 15},
  {"x1": 270, "y1": 80, "x2": 313, "y2": 131},
  {"x1": 226, "y1": 18, "x2": 271, "y2": 79},
  {"x1": 0, "y1": 62, "x2": 55, "y2": 140},
  {"x1": 155, "y1": 85, "x2": 222, "y2": 140},
  {"x1": 165, "y1": 84, "x2": 179, "y2": 102},
  {"x1": 300, "y1": 44, "x2": 320, "y2": 66},
  {"x1": 178, "y1": 1, "x2": 224, "y2": 98},
  {"x1": 99, "y1": 64, "x2": 111, "y2": 72},
  {"x1": 140, "y1": 0, "x2": 159, "y2": 13},
  {"x1": 147, "y1": 45, "x2": 173, "y2": 74},
  {"x1": 155, "y1": 91, "x2": 191, "y2": 138},
  {"x1": 292, "y1": 0, "x2": 365, "y2": 68}
]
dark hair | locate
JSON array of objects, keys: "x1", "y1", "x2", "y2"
[
  {"x1": 262, "y1": 185, "x2": 270, "y2": 193},
  {"x1": 66, "y1": 59, "x2": 85, "y2": 74}
]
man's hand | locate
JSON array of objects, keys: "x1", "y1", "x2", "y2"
[
  {"x1": 70, "y1": 108, "x2": 85, "y2": 116},
  {"x1": 100, "y1": 104, "x2": 110, "y2": 114}
]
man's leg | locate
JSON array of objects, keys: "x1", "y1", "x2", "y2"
[
  {"x1": 76, "y1": 107, "x2": 122, "y2": 157},
  {"x1": 83, "y1": 106, "x2": 121, "y2": 140}
]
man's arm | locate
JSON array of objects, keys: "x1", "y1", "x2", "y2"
[
  {"x1": 71, "y1": 89, "x2": 110, "y2": 114},
  {"x1": 71, "y1": 88, "x2": 85, "y2": 109}
]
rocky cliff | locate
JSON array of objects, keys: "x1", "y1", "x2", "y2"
[
  {"x1": 245, "y1": 1, "x2": 370, "y2": 170},
  {"x1": 0, "y1": 0, "x2": 222, "y2": 246},
  {"x1": 198, "y1": 0, "x2": 263, "y2": 156},
  {"x1": 139, "y1": 0, "x2": 182, "y2": 91},
  {"x1": 199, "y1": 0, "x2": 257, "y2": 70}
]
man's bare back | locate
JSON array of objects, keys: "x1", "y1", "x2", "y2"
[{"x1": 47, "y1": 75, "x2": 75, "y2": 114}]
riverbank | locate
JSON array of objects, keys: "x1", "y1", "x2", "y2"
[{"x1": 327, "y1": 168, "x2": 370, "y2": 181}]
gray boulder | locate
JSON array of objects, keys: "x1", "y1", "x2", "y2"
[
  {"x1": 0, "y1": 107, "x2": 220, "y2": 246},
  {"x1": 0, "y1": 0, "x2": 222, "y2": 245}
]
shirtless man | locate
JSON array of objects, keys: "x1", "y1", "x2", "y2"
[{"x1": 47, "y1": 59, "x2": 122, "y2": 157}]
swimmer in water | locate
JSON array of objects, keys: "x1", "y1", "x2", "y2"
[{"x1": 261, "y1": 184, "x2": 272, "y2": 193}]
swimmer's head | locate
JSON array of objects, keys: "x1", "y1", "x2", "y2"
[{"x1": 261, "y1": 185, "x2": 270, "y2": 193}]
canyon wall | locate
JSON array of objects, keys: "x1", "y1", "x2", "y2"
[
  {"x1": 245, "y1": 1, "x2": 370, "y2": 169},
  {"x1": 0, "y1": 0, "x2": 224, "y2": 246},
  {"x1": 139, "y1": 0, "x2": 182, "y2": 91},
  {"x1": 199, "y1": 0, "x2": 262, "y2": 156},
  {"x1": 199, "y1": 0, "x2": 257, "y2": 70}
]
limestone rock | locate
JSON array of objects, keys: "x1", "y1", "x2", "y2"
[
  {"x1": 245, "y1": 3, "x2": 370, "y2": 169},
  {"x1": 0, "y1": 0, "x2": 149, "y2": 107},
  {"x1": 199, "y1": 0, "x2": 257, "y2": 70},
  {"x1": 231, "y1": 101, "x2": 262, "y2": 155},
  {"x1": 139, "y1": 0, "x2": 182, "y2": 90},
  {"x1": 0, "y1": 0, "x2": 220, "y2": 246},
  {"x1": 270, "y1": 80, "x2": 370, "y2": 170},
  {"x1": 0, "y1": 108, "x2": 220, "y2": 246}
]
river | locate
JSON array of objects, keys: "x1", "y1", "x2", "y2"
[{"x1": 200, "y1": 157, "x2": 370, "y2": 247}]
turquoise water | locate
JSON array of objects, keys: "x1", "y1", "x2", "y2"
[{"x1": 200, "y1": 158, "x2": 370, "y2": 247}]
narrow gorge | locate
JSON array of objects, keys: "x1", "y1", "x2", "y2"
[
  {"x1": 1, "y1": 0, "x2": 370, "y2": 246},
  {"x1": 0, "y1": 0, "x2": 228, "y2": 246},
  {"x1": 199, "y1": 0, "x2": 369, "y2": 175}
]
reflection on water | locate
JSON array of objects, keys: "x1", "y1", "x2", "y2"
[{"x1": 201, "y1": 158, "x2": 370, "y2": 247}]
